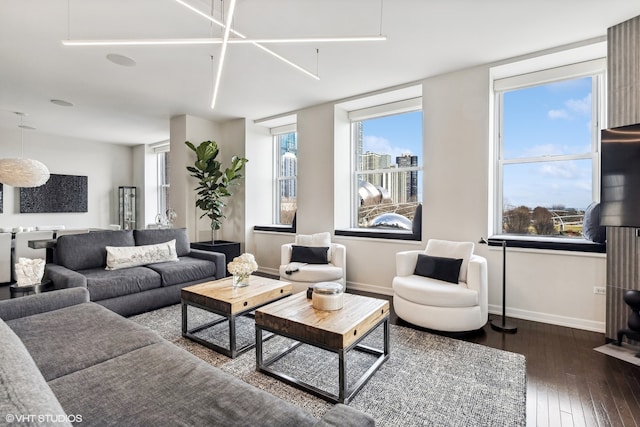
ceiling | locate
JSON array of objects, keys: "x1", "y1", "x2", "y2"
[{"x1": 1, "y1": 0, "x2": 640, "y2": 146}]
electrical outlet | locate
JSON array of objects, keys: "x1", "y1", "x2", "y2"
[{"x1": 593, "y1": 286, "x2": 606, "y2": 295}]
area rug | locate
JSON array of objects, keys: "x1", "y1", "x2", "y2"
[
  {"x1": 130, "y1": 304, "x2": 527, "y2": 426},
  {"x1": 595, "y1": 342, "x2": 640, "y2": 367}
]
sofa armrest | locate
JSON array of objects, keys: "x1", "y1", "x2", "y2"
[
  {"x1": 188, "y1": 249, "x2": 226, "y2": 279},
  {"x1": 329, "y1": 243, "x2": 346, "y2": 268},
  {"x1": 45, "y1": 263, "x2": 88, "y2": 290},
  {"x1": 0, "y1": 288, "x2": 90, "y2": 321},
  {"x1": 466, "y1": 255, "x2": 487, "y2": 293},
  {"x1": 396, "y1": 250, "x2": 422, "y2": 277},
  {"x1": 281, "y1": 243, "x2": 294, "y2": 265},
  {"x1": 314, "y1": 404, "x2": 375, "y2": 427}
]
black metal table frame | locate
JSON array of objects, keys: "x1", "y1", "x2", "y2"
[
  {"x1": 182, "y1": 295, "x2": 288, "y2": 358},
  {"x1": 255, "y1": 316, "x2": 390, "y2": 404}
]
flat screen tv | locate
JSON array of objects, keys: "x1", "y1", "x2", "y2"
[{"x1": 601, "y1": 123, "x2": 640, "y2": 227}]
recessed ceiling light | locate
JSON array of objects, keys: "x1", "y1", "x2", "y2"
[
  {"x1": 106, "y1": 53, "x2": 136, "y2": 67},
  {"x1": 50, "y1": 99, "x2": 74, "y2": 107}
]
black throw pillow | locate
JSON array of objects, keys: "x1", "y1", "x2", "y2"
[
  {"x1": 290, "y1": 245, "x2": 329, "y2": 264},
  {"x1": 414, "y1": 254, "x2": 463, "y2": 284}
]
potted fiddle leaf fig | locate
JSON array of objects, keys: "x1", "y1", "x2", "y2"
[{"x1": 185, "y1": 140, "x2": 248, "y2": 242}]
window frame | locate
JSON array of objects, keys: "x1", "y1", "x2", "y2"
[
  {"x1": 258, "y1": 123, "x2": 297, "y2": 232},
  {"x1": 154, "y1": 144, "x2": 170, "y2": 221},
  {"x1": 339, "y1": 98, "x2": 423, "y2": 240},
  {"x1": 491, "y1": 57, "x2": 606, "y2": 251}
]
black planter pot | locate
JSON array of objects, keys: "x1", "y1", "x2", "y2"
[{"x1": 190, "y1": 240, "x2": 241, "y2": 277}]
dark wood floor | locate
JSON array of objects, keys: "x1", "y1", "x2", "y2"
[
  {"x1": 348, "y1": 289, "x2": 640, "y2": 427},
  {"x1": 3, "y1": 283, "x2": 640, "y2": 426}
]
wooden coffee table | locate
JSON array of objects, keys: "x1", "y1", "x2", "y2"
[
  {"x1": 181, "y1": 275, "x2": 291, "y2": 358},
  {"x1": 255, "y1": 292, "x2": 390, "y2": 404}
]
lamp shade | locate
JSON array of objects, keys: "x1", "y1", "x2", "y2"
[{"x1": 0, "y1": 158, "x2": 50, "y2": 187}]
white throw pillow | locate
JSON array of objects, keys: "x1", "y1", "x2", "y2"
[
  {"x1": 294, "y1": 232, "x2": 332, "y2": 261},
  {"x1": 105, "y1": 239, "x2": 178, "y2": 270},
  {"x1": 424, "y1": 239, "x2": 474, "y2": 283}
]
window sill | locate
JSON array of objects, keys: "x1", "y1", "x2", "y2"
[
  {"x1": 487, "y1": 235, "x2": 605, "y2": 253},
  {"x1": 253, "y1": 225, "x2": 296, "y2": 233},
  {"x1": 335, "y1": 228, "x2": 421, "y2": 241}
]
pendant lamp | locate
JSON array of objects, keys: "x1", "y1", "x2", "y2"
[{"x1": 0, "y1": 113, "x2": 50, "y2": 187}]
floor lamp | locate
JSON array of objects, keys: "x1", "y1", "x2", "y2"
[{"x1": 479, "y1": 238, "x2": 517, "y2": 333}]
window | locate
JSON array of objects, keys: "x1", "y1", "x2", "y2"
[
  {"x1": 351, "y1": 106, "x2": 423, "y2": 232},
  {"x1": 158, "y1": 151, "x2": 170, "y2": 215},
  {"x1": 274, "y1": 127, "x2": 297, "y2": 225},
  {"x1": 493, "y1": 60, "x2": 604, "y2": 240}
]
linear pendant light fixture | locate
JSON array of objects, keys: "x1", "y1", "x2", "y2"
[
  {"x1": 62, "y1": 35, "x2": 387, "y2": 46},
  {"x1": 0, "y1": 113, "x2": 50, "y2": 188},
  {"x1": 210, "y1": 0, "x2": 236, "y2": 109},
  {"x1": 62, "y1": 0, "x2": 386, "y2": 109}
]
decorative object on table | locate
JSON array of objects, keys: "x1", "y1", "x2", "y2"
[
  {"x1": 227, "y1": 253, "x2": 258, "y2": 287},
  {"x1": 311, "y1": 282, "x2": 344, "y2": 311},
  {"x1": 20, "y1": 174, "x2": 88, "y2": 213},
  {"x1": 479, "y1": 237, "x2": 517, "y2": 333},
  {"x1": 14, "y1": 257, "x2": 45, "y2": 286},
  {"x1": 118, "y1": 186, "x2": 136, "y2": 230},
  {"x1": 185, "y1": 140, "x2": 248, "y2": 242},
  {"x1": 155, "y1": 213, "x2": 165, "y2": 228},
  {"x1": 166, "y1": 208, "x2": 177, "y2": 228},
  {"x1": 0, "y1": 112, "x2": 49, "y2": 188}
]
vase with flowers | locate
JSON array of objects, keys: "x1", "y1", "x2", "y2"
[{"x1": 227, "y1": 253, "x2": 258, "y2": 287}]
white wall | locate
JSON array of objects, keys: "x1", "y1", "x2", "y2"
[
  {"x1": 219, "y1": 119, "x2": 247, "y2": 251},
  {"x1": 0, "y1": 128, "x2": 133, "y2": 229},
  {"x1": 169, "y1": 115, "x2": 222, "y2": 243},
  {"x1": 245, "y1": 63, "x2": 606, "y2": 333}
]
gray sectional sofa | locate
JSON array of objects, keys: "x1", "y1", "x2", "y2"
[
  {"x1": 45, "y1": 228, "x2": 225, "y2": 316},
  {"x1": 0, "y1": 288, "x2": 374, "y2": 426}
]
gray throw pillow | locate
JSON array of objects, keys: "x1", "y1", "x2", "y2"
[{"x1": 583, "y1": 202, "x2": 606, "y2": 244}]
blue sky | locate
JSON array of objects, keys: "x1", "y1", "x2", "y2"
[
  {"x1": 363, "y1": 77, "x2": 593, "y2": 209},
  {"x1": 362, "y1": 77, "x2": 594, "y2": 211},
  {"x1": 502, "y1": 77, "x2": 594, "y2": 210},
  {"x1": 362, "y1": 110, "x2": 423, "y2": 160}
]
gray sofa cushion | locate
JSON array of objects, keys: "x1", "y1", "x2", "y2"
[
  {"x1": 134, "y1": 228, "x2": 191, "y2": 257},
  {"x1": 0, "y1": 288, "x2": 89, "y2": 322},
  {"x1": 7, "y1": 303, "x2": 162, "y2": 381},
  {"x1": 48, "y1": 341, "x2": 319, "y2": 427},
  {"x1": 56, "y1": 230, "x2": 135, "y2": 271},
  {"x1": 0, "y1": 319, "x2": 71, "y2": 427},
  {"x1": 80, "y1": 266, "x2": 162, "y2": 301},
  {"x1": 145, "y1": 256, "x2": 217, "y2": 286}
]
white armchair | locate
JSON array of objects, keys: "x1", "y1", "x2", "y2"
[
  {"x1": 279, "y1": 232, "x2": 346, "y2": 294},
  {"x1": 392, "y1": 239, "x2": 488, "y2": 332}
]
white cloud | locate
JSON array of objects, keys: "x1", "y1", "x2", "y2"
[
  {"x1": 547, "y1": 94, "x2": 591, "y2": 120},
  {"x1": 566, "y1": 94, "x2": 591, "y2": 115},
  {"x1": 524, "y1": 144, "x2": 564, "y2": 157},
  {"x1": 548, "y1": 109, "x2": 570, "y2": 120},
  {"x1": 539, "y1": 162, "x2": 578, "y2": 179}
]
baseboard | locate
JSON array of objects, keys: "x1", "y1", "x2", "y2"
[
  {"x1": 258, "y1": 273, "x2": 605, "y2": 333},
  {"x1": 257, "y1": 267, "x2": 279, "y2": 277},
  {"x1": 346, "y1": 281, "x2": 394, "y2": 296},
  {"x1": 489, "y1": 304, "x2": 605, "y2": 333}
]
